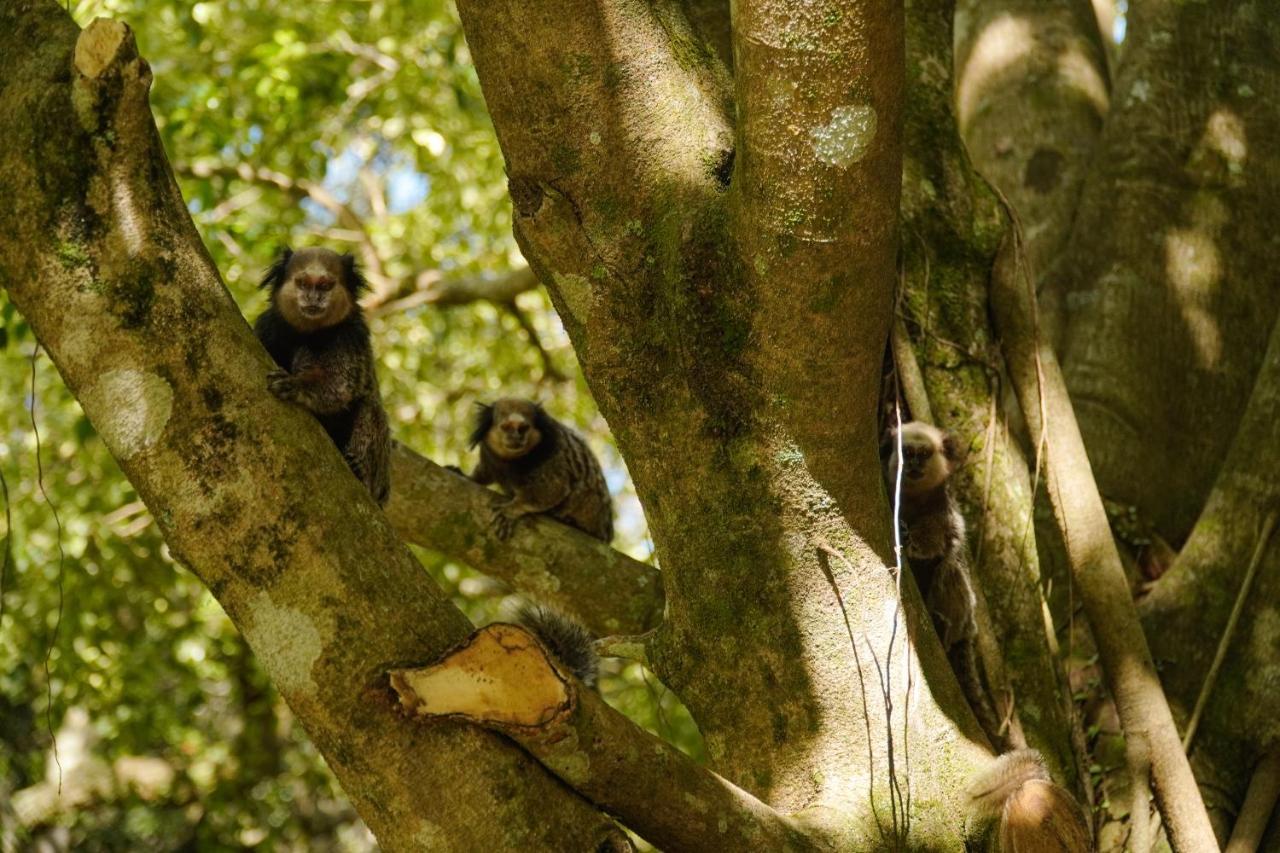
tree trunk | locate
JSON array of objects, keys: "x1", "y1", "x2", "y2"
[
  {"x1": 0, "y1": 8, "x2": 630, "y2": 849},
  {"x1": 455, "y1": 0, "x2": 996, "y2": 846},
  {"x1": 1056, "y1": 0, "x2": 1280, "y2": 541}
]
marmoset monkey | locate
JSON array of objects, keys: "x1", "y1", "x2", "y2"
[
  {"x1": 886, "y1": 421, "x2": 1001, "y2": 743},
  {"x1": 465, "y1": 398, "x2": 613, "y2": 542},
  {"x1": 254, "y1": 247, "x2": 391, "y2": 504},
  {"x1": 967, "y1": 749, "x2": 1092, "y2": 852}
]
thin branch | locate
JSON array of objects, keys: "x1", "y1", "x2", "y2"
[
  {"x1": 385, "y1": 444, "x2": 663, "y2": 637},
  {"x1": 390, "y1": 623, "x2": 822, "y2": 852},
  {"x1": 365, "y1": 266, "x2": 538, "y2": 315},
  {"x1": 990, "y1": 223, "x2": 1219, "y2": 852},
  {"x1": 503, "y1": 301, "x2": 565, "y2": 382}
]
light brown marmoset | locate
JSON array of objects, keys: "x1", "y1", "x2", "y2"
[
  {"x1": 464, "y1": 398, "x2": 613, "y2": 542},
  {"x1": 886, "y1": 421, "x2": 1002, "y2": 744},
  {"x1": 967, "y1": 749, "x2": 1093, "y2": 852},
  {"x1": 254, "y1": 247, "x2": 391, "y2": 504}
]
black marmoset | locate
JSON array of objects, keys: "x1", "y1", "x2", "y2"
[
  {"x1": 254, "y1": 247, "x2": 391, "y2": 505},
  {"x1": 466, "y1": 398, "x2": 613, "y2": 542},
  {"x1": 967, "y1": 749, "x2": 1092, "y2": 852},
  {"x1": 516, "y1": 603, "x2": 599, "y2": 687},
  {"x1": 886, "y1": 421, "x2": 1001, "y2": 743}
]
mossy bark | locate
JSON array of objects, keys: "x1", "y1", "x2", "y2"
[
  {"x1": 0, "y1": 7, "x2": 630, "y2": 850},
  {"x1": 1055, "y1": 0, "x2": 1280, "y2": 542},
  {"x1": 902, "y1": 0, "x2": 1083, "y2": 795},
  {"x1": 457, "y1": 0, "x2": 997, "y2": 848}
]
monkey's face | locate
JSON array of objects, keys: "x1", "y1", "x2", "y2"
[
  {"x1": 887, "y1": 422, "x2": 955, "y2": 496},
  {"x1": 484, "y1": 398, "x2": 544, "y2": 460},
  {"x1": 272, "y1": 248, "x2": 356, "y2": 331}
]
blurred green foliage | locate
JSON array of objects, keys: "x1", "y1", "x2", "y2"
[{"x1": 0, "y1": 1, "x2": 698, "y2": 848}]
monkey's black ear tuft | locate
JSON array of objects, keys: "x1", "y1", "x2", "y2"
[
  {"x1": 260, "y1": 247, "x2": 293, "y2": 290},
  {"x1": 341, "y1": 253, "x2": 369, "y2": 295},
  {"x1": 531, "y1": 401, "x2": 555, "y2": 434},
  {"x1": 941, "y1": 433, "x2": 960, "y2": 463},
  {"x1": 469, "y1": 403, "x2": 495, "y2": 450}
]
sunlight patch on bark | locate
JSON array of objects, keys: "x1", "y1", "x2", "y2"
[
  {"x1": 956, "y1": 15, "x2": 1036, "y2": 126},
  {"x1": 551, "y1": 272, "x2": 590, "y2": 326},
  {"x1": 1164, "y1": 228, "x2": 1223, "y2": 368}
]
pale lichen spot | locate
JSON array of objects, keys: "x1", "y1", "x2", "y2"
[
  {"x1": 589, "y1": 130, "x2": 602, "y2": 146},
  {"x1": 1128, "y1": 79, "x2": 1152, "y2": 105},
  {"x1": 81, "y1": 369, "x2": 173, "y2": 461},
  {"x1": 242, "y1": 592, "x2": 324, "y2": 700},
  {"x1": 514, "y1": 564, "x2": 562, "y2": 595},
  {"x1": 810, "y1": 105, "x2": 877, "y2": 167},
  {"x1": 414, "y1": 820, "x2": 451, "y2": 851},
  {"x1": 551, "y1": 272, "x2": 591, "y2": 326},
  {"x1": 545, "y1": 746, "x2": 590, "y2": 785}
]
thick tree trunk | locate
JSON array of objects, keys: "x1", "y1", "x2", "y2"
[
  {"x1": 1141, "y1": 309, "x2": 1280, "y2": 839},
  {"x1": 1056, "y1": 0, "x2": 1280, "y2": 541},
  {"x1": 456, "y1": 0, "x2": 996, "y2": 846},
  {"x1": 0, "y1": 8, "x2": 630, "y2": 850},
  {"x1": 954, "y1": 0, "x2": 1110, "y2": 351}
]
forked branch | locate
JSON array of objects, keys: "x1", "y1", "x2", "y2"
[{"x1": 390, "y1": 624, "x2": 823, "y2": 853}]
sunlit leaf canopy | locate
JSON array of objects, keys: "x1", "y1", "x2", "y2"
[{"x1": 0, "y1": 0, "x2": 697, "y2": 847}]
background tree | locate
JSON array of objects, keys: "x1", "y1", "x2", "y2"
[{"x1": 0, "y1": 1, "x2": 1277, "y2": 852}]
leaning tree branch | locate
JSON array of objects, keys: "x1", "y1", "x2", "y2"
[
  {"x1": 0, "y1": 10, "x2": 631, "y2": 849},
  {"x1": 390, "y1": 623, "x2": 823, "y2": 853},
  {"x1": 385, "y1": 444, "x2": 662, "y2": 637},
  {"x1": 365, "y1": 266, "x2": 539, "y2": 315},
  {"x1": 990, "y1": 227, "x2": 1219, "y2": 852}
]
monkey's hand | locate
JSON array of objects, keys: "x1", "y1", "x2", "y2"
[
  {"x1": 488, "y1": 497, "x2": 530, "y2": 541},
  {"x1": 267, "y1": 368, "x2": 304, "y2": 402}
]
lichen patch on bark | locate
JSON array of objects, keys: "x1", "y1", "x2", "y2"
[
  {"x1": 242, "y1": 591, "x2": 324, "y2": 701},
  {"x1": 810, "y1": 104, "x2": 877, "y2": 167},
  {"x1": 81, "y1": 368, "x2": 173, "y2": 460}
]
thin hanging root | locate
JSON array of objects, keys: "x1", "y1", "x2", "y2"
[{"x1": 1182, "y1": 511, "x2": 1279, "y2": 752}]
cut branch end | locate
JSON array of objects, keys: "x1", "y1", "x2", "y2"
[
  {"x1": 388, "y1": 624, "x2": 574, "y2": 728},
  {"x1": 75, "y1": 19, "x2": 134, "y2": 79}
]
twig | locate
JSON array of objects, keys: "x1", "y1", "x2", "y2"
[
  {"x1": 1183, "y1": 511, "x2": 1279, "y2": 752},
  {"x1": 504, "y1": 301, "x2": 565, "y2": 382}
]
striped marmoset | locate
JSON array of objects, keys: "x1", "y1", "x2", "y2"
[
  {"x1": 466, "y1": 398, "x2": 613, "y2": 542},
  {"x1": 886, "y1": 421, "x2": 1001, "y2": 743},
  {"x1": 254, "y1": 247, "x2": 391, "y2": 504}
]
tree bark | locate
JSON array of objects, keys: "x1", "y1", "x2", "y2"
[
  {"x1": 0, "y1": 9, "x2": 629, "y2": 850},
  {"x1": 954, "y1": 0, "x2": 1110, "y2": 351},
  {"x1": 902, "y1": 0, "x2": 1083, "y2": 794},
  {"x1": 992, "y1": 230, "x2": 1219, "y2": 852},
  {"x1": 1056, "y1": 0, "x2": 1280, "y2": 542},
  {"x1": 456, "y1": 0, "x2": 996, "y2": 846},
  {"x1": 1141, "y1": 310, "x2": 1280, "y2": 838},
  {"x1": 385, "y1": 444, "x2": 663, "y2": 637}
]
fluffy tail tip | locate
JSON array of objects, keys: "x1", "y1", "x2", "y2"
[
  {"x1": 515, "y1": 603, "x2": 599, "y2": 688},
  {"x1": 968, "y1": 750, "x2": 1093, "y2": 853}
]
